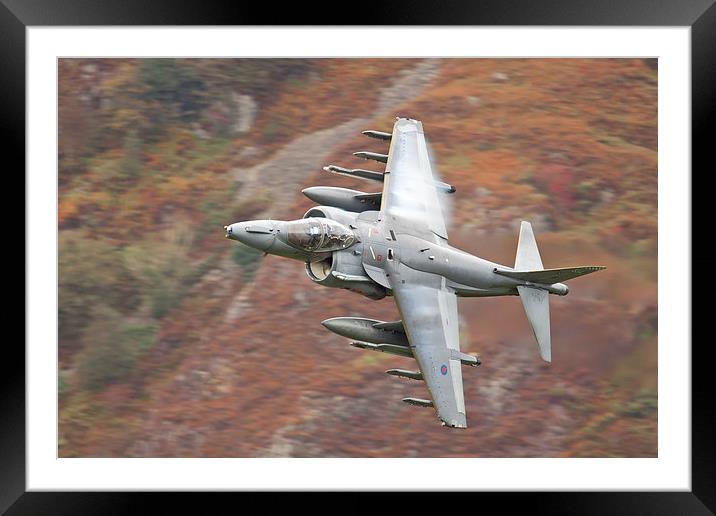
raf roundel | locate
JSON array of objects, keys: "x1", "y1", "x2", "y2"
[{"x1": 440, "y1": 364, "x2": 448, "y2": 376}]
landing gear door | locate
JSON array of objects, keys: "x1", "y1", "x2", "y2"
[{"x1": 361, "y1": 224, "x2": 391, "y2": 288}]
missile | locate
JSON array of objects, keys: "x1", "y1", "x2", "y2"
[
  {"x1": 323, "y1": 317, "x2": 408, "y2": 346},
  {"x1": 435, "y1": 181, "x2": 456, "y2": 194},
  {"x1": 450, "y1": 350, "x2": 481, "y2": 367},
  {"x1": 386, "y1": 369, "x2": 423, "y2": 381},
  {"x1": 402, "y1": 397, "x2": 433, "y2": 408},
  {"x1": 362, "y1": 130, "x2": 392, "y2": 141},
  {"x1": 353, "y1": 151, "x2": 388, "y2": 163},
  {"x1": 350, "y1": 341, "x2": 414, "y2": 358},
  {"x1": 324, "y1": 164, "x2": 452, "y2": 192},
  {"x1": 302, "y1": 186, "x2": 381, "y2": 213},
  {"x1": 323, "y1": 165, "x2": 384, "y2": 183}
]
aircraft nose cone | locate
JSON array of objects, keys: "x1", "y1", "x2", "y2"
[
  {"x1": 224, "y1": 222, "x2": 243, "y2": 240},
  {"x1": 225, "y1": 220, "x2": 276, "y2": 251}
]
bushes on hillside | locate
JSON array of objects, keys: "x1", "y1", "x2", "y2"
[
  {"x1": 123, "y1": 223, "x2": 204, "y2": 319},
  {"x1": 59, "y1": 230, "x2": 140, "y2": 346},
  {"x1": 60, "y1": 223, "x2": 207, "y2": 379},
  {"x1": 75, "y1": 304, "x2": 158, "y2": 392},
  {"x1": 232, "y1": 244, "x2": 263, "y2": 281}
]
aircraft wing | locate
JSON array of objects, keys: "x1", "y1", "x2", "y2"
[
  {"x1": 381, "y1": 118, "x2": 449, "y2": 240},
  {"x1": 391, "y1": 280, "x2": 468, "y2": 428}
]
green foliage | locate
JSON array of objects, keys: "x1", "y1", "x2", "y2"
[
  {"x1": 61, "y1": 58, "x2": 315, "y2": 169},
  {"x1": 119, "y1": 322, "x2": 159, "y2": 354},
  {"x1": 59, "y1": 230, "x2": 140, "y2": 345},
  {"x1": 115, "y1": 130, "x2": 143, "y2": 187},
  {"x1": 138, "y1": 59, "x2": 209, "y2": 127},
  {"x1": 123, "y1": 224, "x2": 204, "y2": 318},
  {"x1": 75, "y1": 306, "x2": 158, "y2": 392},
  {"x1": 197, "y1": 180, "x2": 234, "y2": 235},
  {"x1": 200, "y1": 200, "x2": 226, "y2": 231},
  {"x1": 198, "y1": 200, "x2": 237, "y2": 243},
  {"x1": 184, "y1": 59, "x2": 314, "y2": 101},
  {"x1": 149, "y1": 286, "x2": 178, "y2": 319},
  {"x1": 618, "y1": 389, "x2": 657, "y2": 418},
  {"x1": 59, "y1": 370, "x2": 69, "y2": 397},
  {"x1": 93, "y1": 130, "x2": 144, "y2": 194},
  {"x1": 232, "y1": 244, "x2": 263, "y2": 281},
  {"x1": 262, "y1": 119, "x2": 280, "y2": 141},
  {"x1": 576, "y1": 180, "x2": 595, "y2": 197}
]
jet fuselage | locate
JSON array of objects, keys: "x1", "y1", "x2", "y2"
[{"x1": 225, "y1": 208, "x2": 568, "y2": 300}]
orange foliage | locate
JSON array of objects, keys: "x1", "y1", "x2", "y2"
[{"x1": 59, "y1": 58, "x2": 657, "y2": 458}]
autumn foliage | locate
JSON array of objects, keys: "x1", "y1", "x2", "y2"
[{"x1": 59, "y1": 58, "x2": 657, "y2": 457}]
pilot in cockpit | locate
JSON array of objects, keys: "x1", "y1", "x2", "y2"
[{"x1": 286, "y1": 217, "x2": 356, "y2": 253}]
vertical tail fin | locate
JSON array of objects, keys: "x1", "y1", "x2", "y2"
[
  {"x1": 515, "y1": 221, "x2": 543, "y2": 270},
  {"x1": 515, "y1": 222, "x2": 551, "y2": 362}
]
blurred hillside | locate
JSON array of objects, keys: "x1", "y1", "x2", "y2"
[{"x1": 58, "y1": 58, "x2": 657, "y2": 457}]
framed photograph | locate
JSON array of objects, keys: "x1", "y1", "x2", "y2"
[{"x1": 9, "y1": 0, "x2": 709, "y2": 512}]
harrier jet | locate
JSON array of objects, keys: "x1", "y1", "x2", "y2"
[{"x1": 225, "y1": 117, "x2": 605, "y2": 428}]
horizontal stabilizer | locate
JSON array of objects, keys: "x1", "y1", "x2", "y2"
[
  {"x1": 323, "y1": 165, "x2": 384, "y2": 183},
  {"x1": 353, "y1": 151, "x2": 388, "y2": 163},
  {"x1": 517, "y1": 286, "x2": 551, "y2": 362},
  {"x1": 495, "y1": 266, "x2": 606, "y2": 285},
  {"x1": 402, "y1": 397, "x2": 433, "y2": 408},
  {"x1": 362, "y1": 130, "x2": 392, "y2": 141},
  {"x1": 386, "y1": 369, "x2": 423, "y2": 381},
  {"x1": 350, "y1": 341, "x2": 414, "y2": 358}
]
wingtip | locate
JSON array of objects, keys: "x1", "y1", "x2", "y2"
[
  {"x1": 540, "y1": 348, "x2": 552, "y2": 363},
  {"x1": 441, "y1": 416, "x2": 468, "y2": 429}
]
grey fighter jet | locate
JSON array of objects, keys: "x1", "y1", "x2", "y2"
[{"x1": 225, "y1": 117, "x2": 605, "y2": 428}]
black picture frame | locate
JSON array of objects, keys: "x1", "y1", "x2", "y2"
[{"x1": 7, "y1": 0, "x2": 710, "y2": 513}]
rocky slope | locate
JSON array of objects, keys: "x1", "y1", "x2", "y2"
[{"x1": 59, "y1": 58, "x2": 657, "y2": 457}]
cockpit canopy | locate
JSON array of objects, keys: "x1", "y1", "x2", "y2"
[{"x1": 286, "y1": 217, "x2": 356, "y2": 253}]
